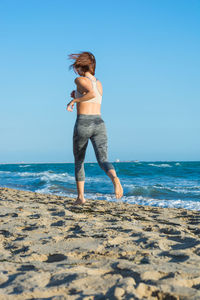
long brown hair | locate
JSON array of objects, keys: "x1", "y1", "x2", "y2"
[{"x1": 68, "y1": 51, "x2": 96, "y2": 76}]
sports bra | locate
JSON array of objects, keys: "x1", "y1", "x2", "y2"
[{"x1": 75, "y1": 76, "x2": 102, "y2": 104}]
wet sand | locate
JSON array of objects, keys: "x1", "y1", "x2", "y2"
[{"x1": 0, "y1": 187, "x2": 200, "y2": 299}]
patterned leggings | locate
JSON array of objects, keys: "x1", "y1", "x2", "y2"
[{"x1": 73, "y1": 114, "x2": 115, "y2": 181}]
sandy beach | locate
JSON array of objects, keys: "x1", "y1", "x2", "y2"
[{"x1": 0, "y1": 187, "x2": 200, "y2": 299}]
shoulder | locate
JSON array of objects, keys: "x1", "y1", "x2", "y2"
[{"x1": 74, "y1": 77, "x2": 88, "y2": 84}]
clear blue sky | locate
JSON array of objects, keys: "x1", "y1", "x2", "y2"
[{"x1": 0, "y1": 0, "x2": 200, "y2": 163}]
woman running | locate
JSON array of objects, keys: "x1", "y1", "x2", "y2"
[{"x1": 67, "y1": 51, "x2": 123, "y2": 205}]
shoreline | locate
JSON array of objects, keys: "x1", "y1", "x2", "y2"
[
  {"x1": 0, "y1": 185, "x2": 200, "y2": 212},
  {"x1": 0, "y1": 187, "x2": 200, "y2": 299}
]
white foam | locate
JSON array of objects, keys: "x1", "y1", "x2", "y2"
[
  {"x1": 86, "y1": 193, "x2": 200, "y2": 210},
  {"x1": 0, "y1": 171, "x2": 11, "y2": 174},
  {"x1": 148, "y1": 163, "x2": 172, "y2": 168},
  {"x1": 122, "y1": 195, "x2": 200, "y2": 211},
  {"x1": 169, "y1": 186, "x2": 200, "y2": 194},
  {"x1": 19, "y1": 171, "x2": 75, "y2": 182},
  {"x1": 122, "y1": 183, "x2": 200, "y2": 196},
  {"x1": 35, "y1": 186, "x2": 78, "y2": 199},
  {"x1": 19, "y1": 165, "x2": 31, "y2": 168},
  {"x1": 35, "y1": 187, "x2": 51, "y2": 194},
  {"x1": 32, "y1": 186, "x2": 200, "y2": 211}
]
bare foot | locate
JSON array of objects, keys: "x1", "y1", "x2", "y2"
[
  {"x1": 73, "y1": 197, "x2": 86, "y2": 206},
  {"x1": 113, "y1": 177, "x2": 123, "y2": 199}
]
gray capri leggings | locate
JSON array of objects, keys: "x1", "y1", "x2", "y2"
[{"x1": 73, "y1": 114, "x2": 115, "y2": 181}]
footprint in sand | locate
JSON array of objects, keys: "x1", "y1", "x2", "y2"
[
  {"x1": 168, "y1": 236, "x2": 200, "y2": 250},
  {"x1": 157, "y1": 220, "x2": 180, "y2": 226},
  {"x1": 141, "y1": 270, "x2": 174, "y2": 281},
  {"x1": 187, "y1": 216, "x2": 200, "y2": 225},
  {"x1": 12, "y1": 246, "x2": 29, "y2": 255},
  {"x1": 159, "y1": 227, "x2": 181, "y2": 235},
  {"x1": 29, "y1": 214, "x2": 40, "y2": 219},
  {"x1": 47, "y1": 208, "x2": 57, "y2": 212},
  {"x1": 51, "y1": 210, "x2": 65, "y2": 217},
  {"x1": 17, "y1": 264, "x2": 36, "y2": 271},
  {"x1": 46, "y1": 273, "x2": 77, "y2": 287},
  {"x1": 143, "y1": 241, "x2": 159, "y2": 249},
  {"x1": 159, "y1": 251, "x2": 189, "y2": 262},
  {"x1": 45, "y1": 253, "x2": 67, "y2": 263},
  {"x1": 188, "y1": 226, "x2": 200, "y2": 236},
  {"x1": 51, "y1": 220, "x2": 65, "y2": 227},
  {"x1": 0, "y1": 230, "x2": 13, "y2": 238},
  {"x1": 22, "y1": 225, "x2": 39, "y2": 231},
  {"x1": 14, "y1": 235, "x2": 27, "y2": 241}
]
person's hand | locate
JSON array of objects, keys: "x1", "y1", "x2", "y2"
[
  {"x1": 70, "y1": 90, "x2": 75, "y2": 98},
  {"x1": 67, "y1": 99, "x2": 75, "y2": 112}
]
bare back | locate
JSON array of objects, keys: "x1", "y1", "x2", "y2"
[{"x1": 76, "y1": 77, "x2": 103, "y2": 115}]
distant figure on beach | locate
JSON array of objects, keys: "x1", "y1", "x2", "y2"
[{"x1": 67, "y1": 51, "x2": 123, "y2": 205}]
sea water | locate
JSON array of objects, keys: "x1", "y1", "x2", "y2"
[{"x1": 0, "y1": 161, "x2": 200, "y2": 211}]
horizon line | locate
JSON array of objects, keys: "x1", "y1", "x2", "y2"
[{"x1": 0, "y1": 160, "x2": 200, "y2": 165}]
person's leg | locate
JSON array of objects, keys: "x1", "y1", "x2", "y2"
[
  {"x1": 73, "y1": 120, "x2": 89, "y2": 205},
  {"x1": 75, "y1": 180, "x2": 85, "y2": 205},
  {"x1": 90, "y1": 119, "x2": 123, "y2": 198}
]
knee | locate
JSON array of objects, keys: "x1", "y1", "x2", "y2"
[
  {"x1": 75, "y1": 161, "x2": 85, "y2": 181},
  {"x1": 98, "y1": 161, "x2": 115, "y2": 173}
]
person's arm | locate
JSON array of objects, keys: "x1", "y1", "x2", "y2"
[
  {"x1": 74, "y1": 77, "x2": 95, "y2": 102},
  {"x1": 74, "y1": 91, "x2": 95, "y2": 103},
  {"x1": 67, "y1": 77, "x2": 95, "y2": 112},
  {"x1": 70, "y1": 90, "x2": 75, "y2": 98}
]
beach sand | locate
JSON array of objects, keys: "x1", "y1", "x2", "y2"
[{"x1": 0, "y1": 187, "x2": 200, "y2": 299}]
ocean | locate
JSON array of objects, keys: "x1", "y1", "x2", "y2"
[{"x1": 0, "y1": 161, "x2": 200, "y2": 211}]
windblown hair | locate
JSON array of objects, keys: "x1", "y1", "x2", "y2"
[{"x1": 68, "y1": 51, "x2": 96, "y2": 76}]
